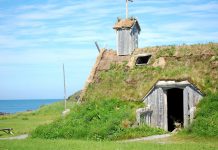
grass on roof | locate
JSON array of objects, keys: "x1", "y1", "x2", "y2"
[{"x1": 83, "y1": 43, "x2": 218, "y2": 101}]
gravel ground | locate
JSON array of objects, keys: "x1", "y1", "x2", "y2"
[{"x1": 0, "y1": 134, "x2": 28, "y2": 140}]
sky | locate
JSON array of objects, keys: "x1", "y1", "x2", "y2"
[{"x1": 0, "y1": 0, "x2": 218, "y2": 100}]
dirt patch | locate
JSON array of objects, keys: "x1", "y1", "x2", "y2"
[
  {"x1": 97, "y1": 50, "x2": 130, "y2": 71},
  {"x1": 152, "y1": 57, "x2": 166, "y2": 68},
  {"x1": 0, "y1": 134, "x2": 28, "y2": 140},
  {"x1": 122, "y1": 134, "x2": 172, "y2": 142}
]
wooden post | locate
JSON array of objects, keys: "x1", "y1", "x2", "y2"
[
  {"x1": 95, "y1": 41, "x2": 101, "y2": 53},
  {"x1": 163, "y1": 90, "x2": 168, "y2": 131},
  {"x1": 126, "y1": 0, "x2": 133, "y2": 19},
  {"x1": 183, "y1": 87, "x2": 188, "y2": 128},
  {"x1": 126, "y1": 0, "x2": 128, "y2": 19},
  {"x1": 63, "y1": 64, "x2": 67, "y2": 111}
]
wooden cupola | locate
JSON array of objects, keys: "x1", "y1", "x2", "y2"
[{"x1": 113, "y1": 18, "x2": 141, "y2": 56}]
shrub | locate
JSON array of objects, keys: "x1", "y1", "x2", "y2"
[{"x1": 22, "y1": 117, "x2": 29, "y2": 120}]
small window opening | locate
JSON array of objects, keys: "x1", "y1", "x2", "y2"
[{"x1": 135, "y1": 55, "x2": 151, "y2": 65}]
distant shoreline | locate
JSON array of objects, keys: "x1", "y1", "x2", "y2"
[
  {"x1": 0, "y1": 98, "x2": 62, "y2": 101},
  {"x1": 0, "y1": 99, "x2": 61, "y2": 114},
  {"x1": 0, "y1": 112, "x2": 10, "y2": 115}
]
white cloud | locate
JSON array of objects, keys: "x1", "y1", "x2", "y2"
[
  {"x1": 131, "y1": 1, "x2": 218, "y2": 16},
  {"x1": 0, "y1": 0, "x2": 217, "y2": 51},
  {"x1": 0, "y1": 48, "x2": 98, "y2": 65},
  {"x1": 161, "y1": 22, "x2": 195, "y2": 32},
  {"x1": 0, "y1": 35, "x2": 39, "y2": 49},
  {"x1": 15, "y1": 21, "x2": 44, "y2": 28}
]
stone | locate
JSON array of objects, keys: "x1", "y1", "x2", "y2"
[
  {"x1": 190, "y1": 107, "x2": 196, "y2": 123},
  {"x1": 62, "y1": 109, "x2": 70, "y2": 116},
  {"x1": 152, "y1": 57, "x2": 166, "y2": 68}
]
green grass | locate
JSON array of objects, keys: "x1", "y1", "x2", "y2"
[
  {"x1": 83, "y1": 43, "x2": 218, "y2": 101},
  {"x1": 0, "y1": 101, "x2": 73, "y2": 137},
  {"x1": 32, "y1": 99, "x2": 165, "y2": 140},
  {"x1": 0, "y1": 136, "x2": 218, "y2": 150},
  {"x1": 182, "y1": 93, "x2": 218, "y2": 137}
]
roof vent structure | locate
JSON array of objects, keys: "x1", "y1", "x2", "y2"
[
  {"x1": 135, "y1": 54, "x2": 152, "y2": 65},
  {"x1": 113, "y1": 18, "x2": 141, "y2": 56}
]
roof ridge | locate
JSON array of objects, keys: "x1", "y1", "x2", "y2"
[{"x1": 113, "y1": 18, "x2": 140, "y2": 30}]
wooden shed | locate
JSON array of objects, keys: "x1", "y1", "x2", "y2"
[
  {"x1": 136, "y1": 80, "x2": 203, "y2": 131},
  {"x1": 113, "y1": 18, "x2": 141, "y2": 56}
]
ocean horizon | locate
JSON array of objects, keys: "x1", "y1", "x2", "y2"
[{"x1": 0, "y1": 99, "x2": 62, "y2": 114}]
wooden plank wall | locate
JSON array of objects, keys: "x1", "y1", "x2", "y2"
[
  {"x1": 117, "y1": 26, "x2": 138, "y2": 56},
  {"x1": 144, "y1": 85, "x2": 203, "y2": 130}
]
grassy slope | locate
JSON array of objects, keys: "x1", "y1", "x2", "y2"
[
  {"x1": 32, "y1": 99, "x2": 165, "y2": 140},
  {"x1": 32, "y1": 93, "x2": 218, "y2": 140},
  {"x1": 0, "y1": 101, "x2": 73, "y2": 137},
  {"x1": 182, "y1": 92, "x2": 218, "y2": 137},
  {"x1": 84, "y1": 43, "x2": 218, "y2": 101},
  {"x1": 67, "y1": 90, "x2": 81, "y2": 102}
]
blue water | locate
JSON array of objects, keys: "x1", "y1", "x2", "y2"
[{"x1": 0, "y1": 99, "x2": 61, "y2": 114}]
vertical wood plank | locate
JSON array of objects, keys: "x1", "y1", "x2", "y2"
[
  {"x1": 163, "y1": 90, "x2": 168, "y2": 131},
  {"x1": 183, "y1": 87, "x2": 189, "y2": 128}
]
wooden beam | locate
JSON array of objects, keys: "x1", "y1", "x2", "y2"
[
  {"x1": 0, "y1": 128, "x2": 13, "y2": 134},
  {"x1": 126, "y1": 0, "x2": 133, "y2": 19},
  {"x1": 95, "y1": 41, "x2": 101, "y2": 53},
  {"x1": 63, "y1": 64, "x2": 67, "y2": 111}
]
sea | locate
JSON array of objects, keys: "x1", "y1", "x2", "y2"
[{"x1": 0, "y1": 99, "x2": 62, "y2": 114}]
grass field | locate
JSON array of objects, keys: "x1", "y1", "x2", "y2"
[
  {"x1": 0, "y1": 101, "x2": 73, "y2": 137},
  {"x1": 83, "y1": 43, "x2": 218, "y2": 101},
  {"x1": 0, "y1": 136, "x2": 218, "y2": 150}
]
